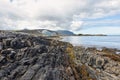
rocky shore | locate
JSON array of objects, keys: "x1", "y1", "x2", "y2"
[
  {"x1": 0, "y1": 31, "x2": 120, "y2": 80},
  {"x1": 0, "y1": 31, "x2": 81, "y2": 80},
  {"x1": 74, "y1": 46, "x2": 120, "y2": 80}
]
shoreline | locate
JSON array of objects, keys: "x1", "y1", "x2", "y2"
[
  {"x1": 60, "y1": 35, "x2": 120, "y2": 52},
  {"x1": 47, "y1": 35, "x2": 120, "y2": 55},
  {"x1": 74, "y1": 45, "x2": 120, "y2": 55},
  {"x1": 0, "y1": 31, "x2": 120, "y2": 80},
  {"x1": 73, "y1": 45, "x2": 120, "y2": 80}
]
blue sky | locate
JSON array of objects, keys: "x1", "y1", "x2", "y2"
[
  {"x1": 0, "y1": 0, "x2": 120, "y2": 35},
  {"x1": 79, "y1": 14, "x2": 120, "y2": 34}
]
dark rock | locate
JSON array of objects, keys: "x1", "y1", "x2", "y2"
[
  {"x1": 1, "y1": 49, "x2": 11, "y2": 57},
  {"x1": 95, "y1": 57, "x2": 105, "y2": 69},
  {"x1": 7, "y1": 50, "x2": 16, "y2": 60},
  {"x1": 0, "y1": 32, "x2": 79, "y2": 80},
  {"x1": 1, "y1": 49, "x2": 16, "y2": 60},
  {"x1": 24, "y1": 40, "x2": 31, "y2": 47},
  {"x1": 3, "y1": 39, "x2": 12, "y2": 48},
  {"x1": 0, "y1": 56, "x2": 7, "y2": 65},
  {"x1": 10, "y1": 38, "x2": 23, "y2": 49},
  {"x1": 0, "y1": 42, "x2": 3, "y2": 50},
  {"x1": 74, "y1": 46, "x2": 120, "y2": 80}
]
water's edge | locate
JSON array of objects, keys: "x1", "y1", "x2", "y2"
[{"x1": 61, "y1": 36, "x2": 120, "y2": 50}]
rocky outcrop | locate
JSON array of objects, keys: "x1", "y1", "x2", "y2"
[
  {"x1": 74, "y1": 46, "x2": 120, "y2": 80},
  {"x1": 0, "y1": 32, "x2": 79, "y2": 80},
  {"x1": 1, "y1": 31, "x2": 120, "y2": 80}
]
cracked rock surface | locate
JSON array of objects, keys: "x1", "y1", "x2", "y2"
[
  {"x1": 1, "y1": 31, "x2": 120, "y2": 80},
  {"x1": 0, "y1": 31, "x2": 79, "y2": 80},
  {"x1": 74, "y1": 46, "x2": 120, "y2": 80}
]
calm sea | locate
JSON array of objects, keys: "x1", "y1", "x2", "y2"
[{"x1": 61, "y1": 36, "x2": 120, "y2": 49}]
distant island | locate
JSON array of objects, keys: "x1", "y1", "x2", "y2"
[{"x1": 77, "y1": 34, "x2": 107, "y2": 36}]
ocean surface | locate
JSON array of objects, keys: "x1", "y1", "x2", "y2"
[{"x1": 61, "y1": 36, "x2": 120, "y2": 50}]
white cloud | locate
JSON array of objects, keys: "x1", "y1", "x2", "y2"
[
  {"x1": 70, "y1": 21, "x2": 83, "y2": 31},
  {"x1": 0, "y1": 0, "x2": 120, "y2": 33},
  {"x1": 10, "y1": 0, "x2": 87, "y2": 19}
]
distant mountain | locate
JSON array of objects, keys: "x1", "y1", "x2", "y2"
[
  {"x1": 41, "y1": 30, "x2": 58, "y2": 36},
  {"x1": 16, "y1": 29, "x2": 75, "y2": 36},
  {"x1": 57, "y1": 30, "x2": 75, "y2": 36},
  {"x1": 16, "y1": 29, "x2": 58, "y2": 36}
]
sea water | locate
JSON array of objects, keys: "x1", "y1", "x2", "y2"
[{"x1": 61, "y1": 36, "x2": 120, "y2": 50}]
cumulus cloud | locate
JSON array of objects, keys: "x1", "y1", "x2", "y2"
[
  {"x1": 70, "y1": 21, "x2": 83, "y2": 31},
  {"x1": 0, "y1": 0, "x2": 120, "y2": 34}
]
